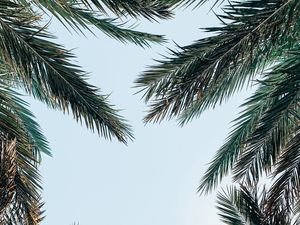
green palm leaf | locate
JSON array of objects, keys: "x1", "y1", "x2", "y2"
[
  {"x1": 28, "y1": 0, "x2": 167, "y2": 47},
  {"x1": 136, "y1": 0, "x2": 300, "y2": 123},
  {"x1": 0, "y1": 0, "x2": 133, "y2": 143},
  {"x1": 73, "y1": 0, "x2": 174, "y2": 20},
  {"x1": 199, "y1": 47, "x2": 300, "y2": 193},
  {"x1": 198, "y1": 81, "x2": 273, "y2": 193},
  {"x1": 265, "y1": 125, "x2": 300, "y2": 215},
  {"x1": 233, "y1": 49, "x2": 300, "y2": 183}
]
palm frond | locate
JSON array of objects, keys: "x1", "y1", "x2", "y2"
[
  {"x1": 0, "y1": 1, "x2": 133, "y2": 143},
  {"x1": 217, "y1": 185, "x2": 265, "y2": 225},
  {"x1": 163, "y1": 0, "x2": 223, "y2": 8},
  {"x1": 265, "y1": 126, "x2": 300, "y2": 216},
  {"x1": 28, "y1": 0, "x2": 166, "y2": 47},
  {"x1": 0, "y1": 139, "x2": 17, "y2": 215},
  {"x1": 233, "y1": 49, "x2": 300, "y2": 184},
  {"x1": 238, "y1": 185, "x2": 262, "y2": 225},
  {"x1": 199, "y1": 46, "x2": 300, "y2": 193},
  {"x1": 216, "y1": 186, "x2": 246, "y2": 225},
  {"x1": 76, "y1": 0, "x2": 174, "y2": 20},
  {"x1": 217, "y1": 184, "x2": 292, "y2": 225},
  {"x1": 198, "y1": 81, "x2": 273, "y2": 193},
  {"x1": 136, "y1": 0, "x2": 300, "y2": 123},
  {"x1": 0, "y1": 139, "x2": 45, "y2": 225},
  {"x1": 0, "y1": 81, "x2": 50, "y2": 157}
]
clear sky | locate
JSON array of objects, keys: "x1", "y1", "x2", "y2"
[{"x1": 26, "y1": 3, "x2": 252, "y2": 225}]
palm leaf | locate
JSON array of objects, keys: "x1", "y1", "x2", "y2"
[
  {"x1": 0, "y1": 138, "x2": 44, "y2": 225},
  {"x1": 0, "y1": 86, "x2": 47, "y2": 224},
  {"x1": 233, "y1": 49, "x2": 300, "y2": 184},
  {"x1": 136, "y1": 0, "x2": 300, "y2": 123},
  {"x1": 217, "y1": 186, "x2": 246, "y2": 225},
  {"x1": 75, "y1": 0, "x2": 174, "y2": 20},
  {"x1": 27, "y1": 0, "x2": 166, "y2": 47},
  {"x1": 0, "y1": 1, "x2": 133, "y2": 143},
  {"x1": 216, "y1": 185, "x2": 264, "y2": 225},
  {"x1": 199, "y1": 47, "x2": 300, "y2": 193},
  {"x1": 198, "y1": 80, "x2": 273, "y2": 193},
  {"x1": 265, "y1": 126, "x2": 300, "y2": 216},
  {"x1": 217, "y1": 184, "x2": 294, "y2": 225}
]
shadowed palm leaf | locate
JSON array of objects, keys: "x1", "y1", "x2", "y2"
[
  {"x1": 217, "y1": 185, "x2": 294, "y2": 225},
  {"x1": 199, "y1": 46, "x2": 300, "y2": 193},
  {"x1": 137, "y1": 0, "x2": 300, "y2": 123},
  {"x1": 29, "y1": 0, "x2": 168, "y2": 47},
  {"x1": 0, "y1": 85, "x2": 47, "y2": 224},
  {"x1": 0, "y1": 1, "x2": 133, "y2": 143}
]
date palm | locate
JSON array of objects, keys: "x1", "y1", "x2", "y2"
[
  {"x1": 137, "y1": 0, "x2": 300, "y2": 218},
  {"x1": 0, "y1": 0, "x2": 189, "y2": 223}
]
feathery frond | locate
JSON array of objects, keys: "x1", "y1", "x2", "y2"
[
  {"x1": 233, "y1": 47, "x2": 300, "y2": 186},
  {"x1": 28, "y1": 0, "x2": 167, "y2": 47},
  {"x1": 136, "y1": 0, "x2": 300, "y2": 123},
  {"x1": 217, "y1": 185, "x2": 294, "y2": 225},
  {"x1": 217, "y1": 186, "x2": 246, "y2": 225},
  {"x1": 199, "y1": 46, "x2": 300, "y2": 193},
  {"x1": 0, "y1": 1, "x2": 133, "y2": 143},
  {"x1": 264, "y1": 125, "x2": 300, "y2": 216}
]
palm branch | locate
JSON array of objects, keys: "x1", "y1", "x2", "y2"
[
  {"x1": 217, "y1": 185, "x2": 294, "y2": 225},
  {"x1": 199, "y1": 46, "x2": 300, "y2": 193},
  {"x1": 0, "y1": 85, "x2": 48, "y2": 224},
  {"x1": 136, "y1": 0, "x2": 300, "y2": 123},
  {"x1": 26, "y1": 0, "x2": 168, "y2": 47},
  {"x1": 0, "y1": 0, "x2": 133, "y2": 143},
  {"x1": 134, "y1": 3, "x2": 300, "y2": 223}
]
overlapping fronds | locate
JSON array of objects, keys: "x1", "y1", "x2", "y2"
[
  {"x1": 217, "y1": 185, "x2": 294, "y2": 225},
  {"x1": 264, "y1": 126, "x2": 300, "y2": 220},
  {"x1": 25, "y1": 0, "x2": 209, "y2": 47},
  {"x1": 233, "y1": 53, "x2": 300, "y2": 183},
  {"x1": 217, "y1": 185, "x2": 264, "y2": 225},
  {"x1": 0, "y1": 0, "x2": 133, "y2": 143},
  {"x1": 199, "y1": 47, "x2": 300, "y2": 193},
  {"x1": 216, "y1": 186, "x2": 246, "y2": 225},
  {"x1": 0, "y1": 87, "x2": 47, "y2": 224},
  {"x1": 198, "y1": 82, "x2": 273, "y2": 193},
  {"x1": 0, "y1": 0, "x2": 208, "y2": 223},
  {"x1": 27, "y1": 0, "x2": 168, "y2": 47},
  {"x1": 136, "y1": 0, "x2": 300, "y2": 123},
  {"x1": 135, "y1": 0, "x2": 300, "y2": 204},
  {"x1": 59, "y1": 0, "x2": 174, "y2": 20}
]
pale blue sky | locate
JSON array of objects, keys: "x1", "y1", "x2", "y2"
[{"x1": 26, "y1": 3, "x2": 251, "y2": 225}]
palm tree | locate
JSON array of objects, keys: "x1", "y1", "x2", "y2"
[
  {"x1": 0, "y1": 0, "x2": 188, "y2": 223},
  {"x1": 136, "y1": 0, "x2": 300, "y2": 219}
]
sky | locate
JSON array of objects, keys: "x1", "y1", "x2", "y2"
[{"x1": 25, "y1": 2, "x2": 252, "y2": 225}]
